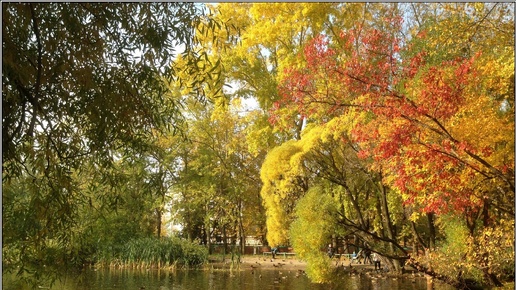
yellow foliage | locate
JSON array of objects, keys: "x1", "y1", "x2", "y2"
[
  {"x1": 260, "y1": 140, "x2": 306, "y2": 245},
  {"x1": 417, "y1": 216, "x2": 514, "y2": 282},
  {"x1": 290, "y1": 186, "x2": 336, "y2": 283}
]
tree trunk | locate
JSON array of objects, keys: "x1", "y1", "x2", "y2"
[
  {"x1": 427, "y1": 212, "x2": 436, "y2": 250},
  {"x1": 238, "y1": 199, "x2": 245, "y2": 255},
  {"x1": 223, "y1": 224, "x2": 228, "y2": 257},
  {"x1": 344, "y1": 184, "x2": 366, "y2": 228},
  {"x1": 156, "y1": 208, "x2": 162, "y2": 238},
  {"x1": 479, "y1": 198, "x2": 503, "y2": 287},
  {"x1": 411, "y1": 220, "x2": 427, "y2": 254},
  {"x1": 378, "y1": 182, "x2": 402, "y2": 272},
  {"x1": 206, "y1": 223, "x2": 212, "y2": 255}
]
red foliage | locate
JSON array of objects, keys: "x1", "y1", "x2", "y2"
[{"x1": 272, "y1": 17, "x2": 489, "y2": 214}]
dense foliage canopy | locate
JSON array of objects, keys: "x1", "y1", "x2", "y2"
[
  {"x1": 208, "y1": 2, "x2": 514, "y2": 287},
  {"x1": 2, "y1": 2, "x2": 224, "y2": 282},
  {"x1": 3, "y1": 3, "x2": 514, "y2": 289}
]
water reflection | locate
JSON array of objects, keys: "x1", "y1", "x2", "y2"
[{"x1": 3, "y1": 267, "x2": 455, "y2": 290}]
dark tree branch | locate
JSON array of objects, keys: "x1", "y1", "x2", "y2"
[{"x1": 29, "y1": 4, "x2": 43, "y2": 138}]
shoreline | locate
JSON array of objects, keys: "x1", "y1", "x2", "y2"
[
  {"x1": 211, "y1": 256, "x2": 515, "y2": 289},
  {"x1": 208, "y1": 255, "x2": 383, "y2": 272},
  {"x1": 206, "y1": 255, "x2": 446, "y2": 280}
]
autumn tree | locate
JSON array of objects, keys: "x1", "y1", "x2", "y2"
[
  {"x1": 274, "y1": 2, "x2": 513, "y2": 287},
  {"x1": 161, "y1": 84, "x2": 267, "y2": 256},
  {"x1": 211, "y1": 3, "x2": 375, "y2": 141},
  {"x1": 174, "y1": 3, "x2": 346, "y2": 248},
  {"x1": 261, "y1": 117, "x2": 409, "y2": 279},
  {"x1": 205, "y1": 3, "x2": 398, "y2": 251}
]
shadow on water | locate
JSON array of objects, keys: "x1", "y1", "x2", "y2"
[{"x1": 3, "y1": 267, "x2": 456, "y2": 290}]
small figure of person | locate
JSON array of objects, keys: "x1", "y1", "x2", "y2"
[
  {"x1": 373, "y1": 253, "x2": 381, "y2": 271},
  {"x1": 364, "y1": 248, "x2": 372, "y2": 264},
  {"x1": 351, "y1": 251, "x2": 358, "y2": 263},
  {"x1": 271, "y1": 247, "x2": 278, "y2": 259},
  {"x1": 356, "y1": 249, "x2": 363, "y2": 264},
  {"x1": 327, "y1": 244, "x2": 334, "y2": 258}
]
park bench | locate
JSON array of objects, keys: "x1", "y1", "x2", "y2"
[
  {"x1": 329, "y1": 253, "x2": 355, "y2": 260},
  {"x1": 262, "y1": 252, "x2": 296, "y2": 258},
  {"x1": 334, "y1": 253, "x2": 354, "y2": 259}
]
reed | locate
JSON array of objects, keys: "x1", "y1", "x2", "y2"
[{"x1": 96, "y1": 237, "x2": 208, "y2": 269}]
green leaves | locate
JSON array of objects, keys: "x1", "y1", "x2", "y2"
[
  {"x1": 290, "y1": 185, "x2": 337, "y2": 283},
  {"x1": 2, "y1": 2, "x2": 216, "y2": 170},
  {"x1": 2, "y1": 2, "x2": 224, "y2": 282}
]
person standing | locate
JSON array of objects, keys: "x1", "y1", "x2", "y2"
[
  {"x1": 373, "y1": 253, "x2": 381, "y2": 271},
  {"x1": 327, "y1": 244, "x2": 334, "y2": 258},
  {"x1": 364, "y1": 248, "x2": 372, "y2": 264},
  {"x1": 271, "y1": 247, "x2": 278, "y2": 259}
]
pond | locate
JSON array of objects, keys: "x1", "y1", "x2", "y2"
[{"x1": 4, "y1": 266, "x2": 456, "y2": 290}]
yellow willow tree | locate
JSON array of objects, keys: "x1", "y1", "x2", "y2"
[
  {"x1": 260, "y1": 140, "x2": 308, "y2": 246},
  {"x1": 262, "y1": 116, "x2": 409, "y2": 279}
]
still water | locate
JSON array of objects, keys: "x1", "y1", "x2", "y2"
[{"x1": 4, "y1": 267, "x2": 456, "y2": 290}]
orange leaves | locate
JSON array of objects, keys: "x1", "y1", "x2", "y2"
[
  {"x1": 263, "y1": 4, "x2": 514, "y2": 285},
  {"x1": 273, "y1": 6, "x2": 514, "y2": 216}
]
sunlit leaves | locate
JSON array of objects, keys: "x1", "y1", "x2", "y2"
[
  {"x1": 290, "y1": 185, "x2": 337, "y2": 283},
  {"x1": 276, "y1": 3, "x2": 514, "y2": 216},
  {"x1": 270, "y1": 2, "x2": 513, "y2": 285},
  {"x1": 415, "y1": 215, "x2": 515, "y2": 284},
  {"x1": 260, "y1": 140, "x2": 307, "y2": 246}
]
